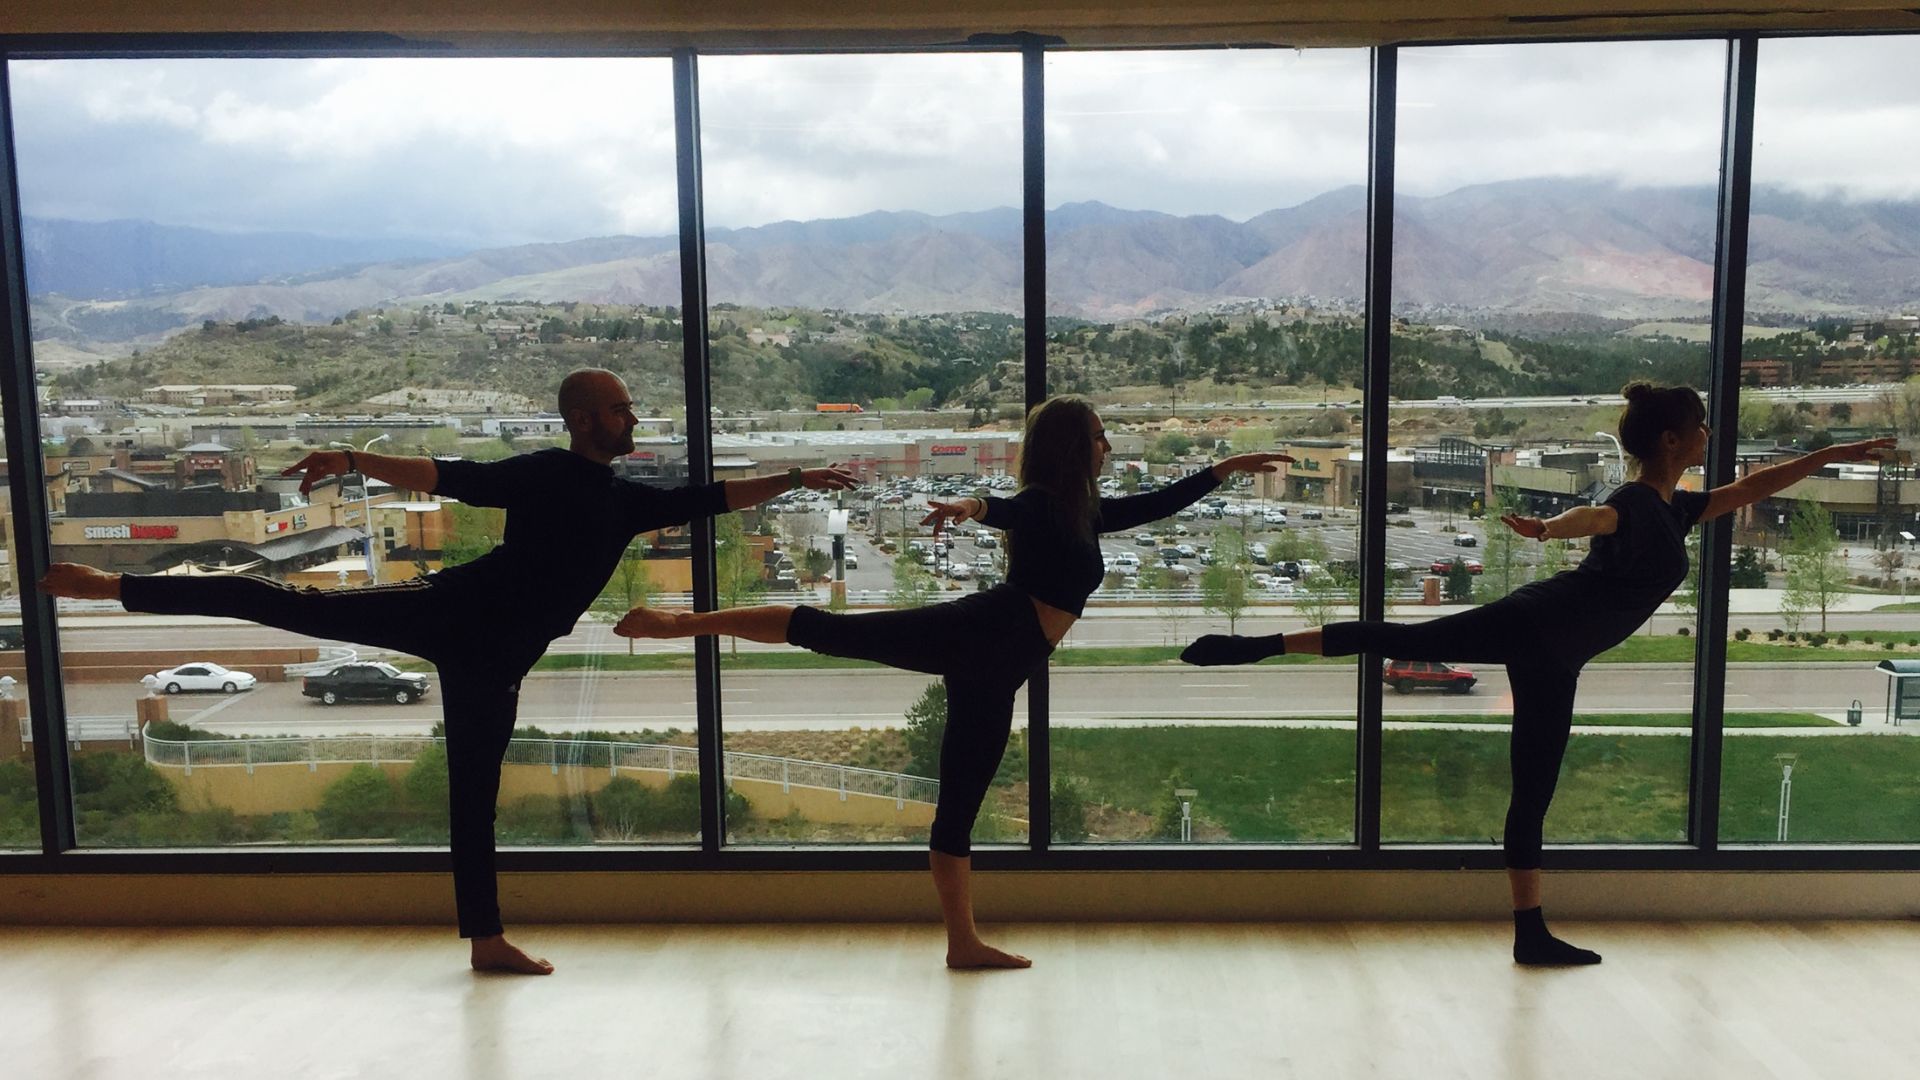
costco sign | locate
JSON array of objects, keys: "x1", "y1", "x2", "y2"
[
  {"x1": 82, "y1": 524, "x2": 180, "y2": 541},
  {"x1": 930, "y1": 445, "x2": 969, "y2": 456}
]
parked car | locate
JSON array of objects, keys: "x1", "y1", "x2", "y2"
[
  {"x1": 1134, "y1": 532, "x2": 1157, "y2": 547},
  {"x1": 1262, "y1": 509, "x2": 1288, "y2": 525},
  {"x1": 1381, "y1": 659, "x2": 1476, "y2": 695},
  {"x1": 1386, "y1": 502, "x2": 1410, "y2": 514},
  {"x1": 947, "y1": 563, "x2": 975, "y2": 581},
  {"x1": 1301, "y1": 508, "x2": 1324, "y2": 520},
  {"x1": 1112, "y1": 552, "x2": 1141, "y2": 571},
  {"x1": 1174, "y1": 544, "x2": 1198, "y2": 558},
  {"x1": 147, "y1": 662, "x2": 257, "y2": 695},
  {"x1": 975, "y1": 533, "x2": 999, "y2": 549},
  {"x1": 1453, "y1": 533, "x2": 1478, "y2": 547},
  {"x1": 843, "y1": 552, "x2": 859, "y2": 569},
  {"x1": 1430, "y1": 558, "x2": 1485, "y2": 575},
  {"x1": 302, "y1": 662, "x2": 432, "y2": 706}
]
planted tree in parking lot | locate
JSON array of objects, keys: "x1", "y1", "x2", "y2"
[
  {"x1": 1200, "y1": 528, "x2": 1251, "y2": 632},
  {"x1": 890, "y1": 553, "x2": 938, "y2": 609},
  {"x1": 1473, "y1": 487, "x2": 1525, "y2": 604},
  {"x1": 589, "y1": 537, "x2": 654, "y2": 655},
  {"x1": 1781, "y1": 499, "x2": 1845, "y2": 632},
  {"x1": 715, "y1": 516, "x2": 765, "y2": 655},
  {"x1": 1444, "y1": 558, "x2": 1473, "y2": 602},
  {"x1": 1296, "y1": 567, "x2": 1350, "y2": 629}
]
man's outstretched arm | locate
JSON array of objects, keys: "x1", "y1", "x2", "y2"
[
  {"x1": 723, "y1": 465, "x2": 859, "y2": 510},
  {"x1": 284, "y1": 450, "x2": 439, "y2": 496}
]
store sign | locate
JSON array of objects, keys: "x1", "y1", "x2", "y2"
[
  {"x1": 930, "y1": 445, "x2": 969, "y2": 456},
  {"x1": 82, "y1": 524, "x2": 179, "y2": 540}
]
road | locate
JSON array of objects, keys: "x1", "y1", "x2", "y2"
[{"x1": 75, "y1": 662, "x2": 1900, "y2": 738}]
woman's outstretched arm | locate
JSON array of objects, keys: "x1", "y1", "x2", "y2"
[
  {"x1": 1098, "y1": 452, "x2": 1294, "y2": 533},
  {"x1": 1695, "y1": 437, "x2": 1896, "y2": 522},
  {"x1": 1501, "y1": 504, "x2": 1619, "y2": 542}
]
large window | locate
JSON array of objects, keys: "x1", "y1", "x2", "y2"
[
  {"x1": 1720, "y1": 35, "x2": 1920, "y2": 844},
  {"x1": 10, "y1": 57, "x2": 697, "y2": 849},
  {"x1": 698, "y1": 52, "x2": 1024, "y2": 845},
  {"x1": 1382, "y1": 41, "x2": 1725, "y2": 851},
  {"x1": 1043, "y1": 48, "x2": 1371, "y2": 843},
  {"x1": 0, "y1": 382, "x2": 35, "y2": 847}
]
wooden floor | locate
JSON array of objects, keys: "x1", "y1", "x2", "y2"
[{"x1": 3, "y1": 920, "x2": 1917, "y2": 1079}]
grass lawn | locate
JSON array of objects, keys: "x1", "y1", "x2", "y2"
[{"x1": 1051, "y1": 724, "x2": 1920, "y2": 844}]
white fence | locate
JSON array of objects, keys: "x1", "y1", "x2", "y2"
[{"x1": 141, "y1": 732, "x2": 941, "y2": 809}]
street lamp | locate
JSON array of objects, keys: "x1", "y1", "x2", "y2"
[
  {"x1": 1594, "y1": 431, "x2": 1626, "y2": 495},
  {"x1": 330, "y1": 434, "x2": 389, "y2": 584}
]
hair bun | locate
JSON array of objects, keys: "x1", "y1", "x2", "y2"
[{"x1": 1622, "y1": 381, "x2": 1656, "y2": 402}]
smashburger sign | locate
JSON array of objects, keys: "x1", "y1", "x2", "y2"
[{"x1": 82, "y1": 524, "x2": 180, "y2": 541}]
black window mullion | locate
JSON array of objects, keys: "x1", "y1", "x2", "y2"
[
  {"x1": 1691, "y1": 34, "x2": 1758, "y2": 852},
  {"x1": 672, "y1": 48, "x2": 725, "y2": 854},
  {"x1": 1021, "y1": 41, "x2": 1050, "y2": 851},
  {"x1": 0, "y1": 54, "x2": 76, "y2": 855},
  {"x1": 1354, "y1": 45, "x2": 1397, "y2": 852}
]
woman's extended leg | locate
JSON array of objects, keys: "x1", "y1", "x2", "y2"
[
  {"x1": 1182, "y1": 597, "x2": 1539, "y2": 667},
  {"x1": 930, "y1": 674, "x2": 1029, "y2": 970},
  {"x1": 616, "y1": 603, "x2": 794, "y2": 644},
  {"x1": 1502, "y1": 664, "x2": 1598, "y2": 966},
  {"x1": 622, "y1": 601, "x2": 973, "y2": 677}
]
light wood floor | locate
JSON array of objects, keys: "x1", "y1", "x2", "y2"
[{"x1": 3, "y1": 920, "x2": 1916, "y2": 1079}]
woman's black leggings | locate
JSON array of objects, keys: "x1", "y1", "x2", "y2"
[
  {"x1": 786, "y1": 585, "x2": 1055, "y2": 856},
  {"x1": 1321, "y1": 598, "x2": 1579, "y2": 871},
  {"x1": 120, "y1": 573, "x2": 534, "y2": 939}
]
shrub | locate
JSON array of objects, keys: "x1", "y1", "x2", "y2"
[
  {"x1": 1808, "y1": 633, "x2": 1829, "y2": 647},
  {"x1": 1863, "y1": 634, "x2": 1876, "y2": 644},
  {"x1": 592, "y1": 776, "x2": 655, "y2": 840},
  {"x1": 1886, "y1": 641, "x2": 1899, "y2": 651},
  {"x1": 1051, "y1": 778, "x2": 1091, "y2": 843},
  {"x1": 317, "y1": 764, "x2": 396, "y2": 838},
  {"x1": 401, "y1": 744, "x2": 450, "y2": 828},
  {"x1": 1767, "y1": 628, "x2": 1784, "y2": 641},
  {"x1": 1676, "y1": 626, "x2": 1691, "y2": 637},
  {"x1": 496, "y1": 794, "x2": 569, "y2": 842},
  {"x1": 1734, "y1": 628, "x2": 1751, "y2": 641},
  {"x1": 143, "y1": 720, "x2": 220, "y2": 741},
  {"x1": 70, "y1": 751, "x2": 178, "y2": 817},
  {"x1": 1837, "y1": 633, "x2": 1851, "y2": 645}
]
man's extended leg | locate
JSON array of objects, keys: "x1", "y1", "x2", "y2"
[
  {"x1": 440, "y1": 666, "x2": 553, "y2": 975},
  {"x1": 53, "y1": 568, "x2": 438, "y2": 656}
]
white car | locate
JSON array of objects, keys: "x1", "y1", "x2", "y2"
[
  {"x1": 843, "y1": 552, "x2": 859, "y2": 569},
  {"x1": 1112, "y1": 552, "x2": 1142, "y2": 571},
  {"x1": 147, "y1": 662, "x2": 256, "y2": 695}
]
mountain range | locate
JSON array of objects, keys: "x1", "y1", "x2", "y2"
[{"x1": 26, "y1": 178, "x2": 1920, "y2": 346}]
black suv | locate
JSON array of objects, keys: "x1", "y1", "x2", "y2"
[
  {"x1": 302, "y1": 662, "x2": 431, "y2": 705},
  {"x1": 0, "y1": 625, "x2": 22, "y2": 650}
]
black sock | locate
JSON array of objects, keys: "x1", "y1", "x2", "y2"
[
  {"x1": 1179, "y1": 633, "x2": 1286, "y2": 666},
  {"x1": 1512, "y1": 906, "x2": 1601, "y2": 966}
]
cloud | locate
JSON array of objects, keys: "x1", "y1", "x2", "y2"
[{"x1": 8, "y1": 37, "x2": 1920, "y2": 253}]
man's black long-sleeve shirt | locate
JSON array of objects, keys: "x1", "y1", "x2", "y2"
[{"x1": 428, "y1": 448, "x2": 728, "y2": 644}]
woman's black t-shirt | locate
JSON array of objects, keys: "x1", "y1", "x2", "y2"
[
  {"x1": 1504, "y1": 481, "x2": 1711, "y2": 664},
  {"x1": 979, "y1": 469, "x2": 1221, "y2": 616}
]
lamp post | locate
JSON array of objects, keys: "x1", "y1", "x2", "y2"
[
  {"x1": 330, "y1": 434, "x2": 389, "y2": 584},
  {"x1": 1594, "y1": 431, "x2": 1626, "y2": 497}
]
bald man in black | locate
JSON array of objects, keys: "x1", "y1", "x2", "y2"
[{"x1": 43, "y1": 368, "x2": 855, "y2": 974}]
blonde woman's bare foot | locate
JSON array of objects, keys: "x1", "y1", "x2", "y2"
[
  {"x1": 39, "y1": 563, "x2": 122, "y2": 600},
  {"x1": 614, "y1": 606, "x2": 687, "y2": 639},
  {"x1": 946, "y1": 938, "x2": 1032, "y2": 970},
  {"x1": 470, "y1": 934, "x2": 554, "y2": 975}
]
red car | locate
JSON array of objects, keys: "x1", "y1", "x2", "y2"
[
  {"x1": 1382, "y1": 659, "x2": 1477, "y2": 694},
  {"x1": 1429, "y1": 558, "x2": 1484, "y2": 575}
]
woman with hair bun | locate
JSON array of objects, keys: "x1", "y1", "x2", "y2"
[
  {"x1": 618, "y1": 396, "x2": 1289, "y2": 969},
  {"x1": 1183, "y1": 382, "x2": 1893, "y2": 965}
]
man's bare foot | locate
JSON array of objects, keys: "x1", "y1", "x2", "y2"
[
  {"x1": 469, "y1": 934, "x2": 554, "y2": 975},
  {"x1": 614, "y1": 606, "x2": 686, "y2": 639},
  {"x1": 946, "y1": 938, "x2": 1031, "y2": 970},
  {"x1": 39, "y1": 563, "x2": 121, "y2": 600}
]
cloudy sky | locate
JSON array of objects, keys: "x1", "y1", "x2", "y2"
[{"x1": 8, "y1": 36, "x2": 1917, "y2": 252}]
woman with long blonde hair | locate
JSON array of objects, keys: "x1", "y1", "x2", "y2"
[{"x1": 620, "y1": 396, "x2": 1288, "y2": 968}]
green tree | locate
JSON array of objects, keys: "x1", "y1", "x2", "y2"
[
  {"x1": 714, "y1": 516, "x2": 765, "y2": 655},
  {"x1": 589, "y1": 537, "x2": 655, "y2": 655},
  {"x1": 1228, "y1": 426, "x2": 1277, "y2": 453},
  {"x1": 1200, "y1": 528, "x2": 1251, "y2": 632},
  {"x1": 1296, "y1": 568, "x2": 1351, "y2": 629},
  {"x1": 1474, "y1": 489, "x2": 1526, "y2": 603},
  {"x1": 1443, "y1": 558, "x2": 1474, "y2": 602},
  {"x1": 401, "y1": 744, "x2": 450, "y2": 834},
  {"x1": 902, "y1": 683, "x2": 947, "y2": 777},
  {"x1": 440, "y1": 503, "x2": 504, "y2": 568},
  {"x1": 1730, "y1": 545, "x2": 1768, "y2": 589},
  {"x1": 1781, "y1": 499, "x2": 1846, "y2": 632},
  {"x1": 890, "y1": 551, "x2": 939, "y2": 609}
]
